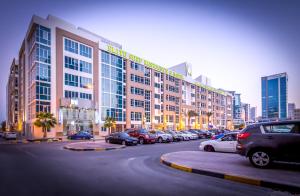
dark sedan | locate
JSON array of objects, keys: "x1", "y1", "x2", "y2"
[
  {"x1": 68, "y1": 131, "x2": 93, "y2": 140},
  {"x1": 105, "y1": 132, "x2": 138, "y2": 146}
]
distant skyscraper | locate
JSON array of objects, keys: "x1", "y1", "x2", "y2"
[
  {"x1": 288, "y1": 103, "x2": 295, "y2": 120},
  {"x1": 261, "y1": 73, "x2": 288, "y2": 119},
  {"x1": 294, "y1": 109, "x2": 300, "y2": 120},
  {"x1": 250, "y1": 107, "x2": 257, "y2": 122},
  {"x1": 242, "y1": 103, "x2": 250, "y2": 122}
]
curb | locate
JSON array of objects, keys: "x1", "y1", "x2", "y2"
[
  {"x1": 63, "y1": 145, "x2": 126, "y2": 152},
  {"x1": 160, "y1": 155, "x2": 300, "y2": 193}
]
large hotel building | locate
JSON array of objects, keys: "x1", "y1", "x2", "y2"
[{"x1": 6, "y1": 15, "x2": 234, "y2": 139}]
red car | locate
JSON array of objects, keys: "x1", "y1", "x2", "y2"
[{"x1": 125, "y1": 129, "x2": 156, "y2": 144}]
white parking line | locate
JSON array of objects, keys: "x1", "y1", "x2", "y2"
[{"x1": 16, "y1": 147, "x2": 38, "y2": 159}]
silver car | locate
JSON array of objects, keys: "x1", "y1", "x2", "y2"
[{"x1": 150, "y1": 130, "x2": 173, "y2": 143}]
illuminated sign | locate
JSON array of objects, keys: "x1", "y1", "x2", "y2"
[
  {"x1": 107, "y1": 45, "x2": 183, "y2": 80},
  {"x1": 106, "y1": 45, "x2": 227, "y2": 95}
]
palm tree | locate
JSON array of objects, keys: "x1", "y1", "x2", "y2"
[
  {"x1": 104, "y1": 116, "x2": 116, "y2": 134},
  {"x1": 206, "y1": 112, "x2": 213, "y2": 128},
  {"x1": 187, "y1": 110, "x2": 198, "y2": 129},
  {"x1": 34, "y1": 112, "x2": 57, "y2": 139}
]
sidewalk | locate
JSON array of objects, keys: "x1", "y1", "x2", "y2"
[
  {"x1": 64, "y1": 140, "x2": 126, "y2": 151},
  {"x1": 161, "y1": 151, "x2": 300, "y2": 193}
]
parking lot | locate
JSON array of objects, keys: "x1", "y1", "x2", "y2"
[{"x1": 0, "y1": 138, "x2": 296, "y2": 196}]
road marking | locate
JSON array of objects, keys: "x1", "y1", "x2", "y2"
[{"x1": 16, "y1": 147, "x2": 38, "y2": 159}]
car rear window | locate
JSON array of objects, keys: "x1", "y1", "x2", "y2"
[{"x1": 263, "y1": 124, "x2": 296, "y2": 133}]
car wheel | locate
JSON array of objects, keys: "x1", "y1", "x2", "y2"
[
  {"x1": 204, "y1": 145, "x2": 215, "y2": 152},
  {"x1": 249, "y1": 151, "x2": 271, "y2": 168},
  {"x1": 122, "y1": 141, "x2": 126, "y2": 146},
  {"x1": 139, "y1": 138, "x2": 144, "y2": 145},
  {"x1": 158, "y1": 137, "x2": 163, "y2": 143}
]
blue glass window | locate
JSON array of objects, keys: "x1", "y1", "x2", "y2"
[
  {"x1": 36, "y1": 44, "x2": 51, "y2": 64},
  {"x1": 101, "y1": 63, "x2": 110, "y2": 78},
  {"x1": 80, "y1": 60, "x2": 92, "y2": 73},
  {"x1": 36, "y1": 25, "x2": 51, "y2": 45},
  {"x1": 111, "y1": 67, "x2": 122, "y2": 81},
  {"x1": 36, "y1": 82, "x2": 51, "y2": 100},
  {"x1": 36, "y1": 63, "x2": 50, "y2": 82},
  {"x1": 101, "y1": 78, "x2": 110, "y2": 92},
  {"x1": 65, "y1": 38, "x2": 78, "y2": 54},
  {"x1": 101, "y1": 93, "x2": 110, "y2": 107},
  {"x1": 111, "y1": 54, "x2": 122, "y2": 68},
  {"x1": 65, "y1": 73, "x2": 78, "y2": 87},
  {"x1": 80, "y1": 93, "x2": 92, "y2": 100},
  {"x1": 101, "y1": 51, "x2": 110, "y2": 64},
  {"x1": 80, "y1": 77, "x2": 92, "y2": 89},
  {"x1": 65, "y1": 90, "x2": 78, "y2": 98},
  {"x1": 65, "y1": 56, "x2": 78, "y2": 70},
  {"x1": 80, "y1": 44, "x2": 92, "y2": 58}
]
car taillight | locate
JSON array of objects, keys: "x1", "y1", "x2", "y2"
[
  {"x1": 237, "y1": 132, "x2": 251, "y2": 140},
  {"x1": 145, "y1": 135, "x2": 149, "y2": 139}
]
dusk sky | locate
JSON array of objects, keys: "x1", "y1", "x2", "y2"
[{"x1": 0, "y1": 0, "x2": 299, "y2": 121}]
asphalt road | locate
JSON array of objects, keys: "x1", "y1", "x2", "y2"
[{"x1": 0, "y1": 139, "x2": 292, "y2": 196}]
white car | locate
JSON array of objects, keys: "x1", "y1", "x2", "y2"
[
  {"x1": 176, "y1": 131, "x2": 190, "y2": 141},
  {"x1": 199, "y1": 133, "x2": 238, "y2": 153},
  {"x1": 183, "y1": 131, "x2": 198, "y2": 140},
  {"x1": 4, "y1": 132, "x2": 17, "y2": 140}
]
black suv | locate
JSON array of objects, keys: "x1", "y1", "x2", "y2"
[{"x1": 237, "y1": 121, "x2": 300, "y2": 168}]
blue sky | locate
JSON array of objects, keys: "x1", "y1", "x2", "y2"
[{"x1": 0, "y1": 0, "x2": 299, "y2": 121}]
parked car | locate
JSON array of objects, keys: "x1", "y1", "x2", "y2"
[
  {"x1": 126, "y1": 129, "x2": 156, "y2": 144},
  {"x1": 176, "y1": 131, "x2": 190, "y2": 141},
  {"x1": 165, "y1": 130, "x2": 183, "y2": 141},
  {"x1": 237, "y1": 121, "x2": 300, "y2": 168},
  {"x1": 0, "y1": 131, "x2": 5, "y2": 137},
  {"x1": 68, "y1": 131, "x2": 93, "y2": 140},
  {"x1": 199, "y1": 132, "x2": 238, "y2": 152},
  {"x1": 150, "y1": 130, "x2": 173, "y2": 143},
  {"x1": 105, "y1": 132, "x2": 138, "y2": 146},
  {"x1": 188, "y1": 130, "x2": 210, "y2": 139},
  {"x1": 183, "y1": 131, "x2": 198, "y2": 140},
  {"x1": 4, "y1": 132, "x2": 17, "y2": 140}
]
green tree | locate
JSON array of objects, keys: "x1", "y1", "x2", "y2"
[
  {"x1": 34, "y1": 112, "x2": 57, "y2": 139},
  {"x1": 1, "y1": 121, "x2": 6, "y2": 131},
  {"x1": 104, "y1": 116, "x2": 116, "y2": 134},
  {"x1": 187, "y1": 110, "x2": 198, "y2": 129}
]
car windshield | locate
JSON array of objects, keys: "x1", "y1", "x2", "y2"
[
  {"x1": 120, "y1": 132, "x2": 130, "y2": 138},
  {"x1": 156, "y1": 131, "x2": 164, "y2": 134},
  {"x1": 139, "y1": 129, "x2": 148, "y2": 133}
]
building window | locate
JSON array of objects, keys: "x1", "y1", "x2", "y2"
[
  {"x1": 101, "y1": 51, "x2": 110, "y2": 64},
  {"x1": 80, "y1": 92, "x2": 92, "y2": 100},
  {"x1": 80, "y1": 60, "x2": 92, "y2": 74},
  {"x1": 65, "y1": 56, "x2": 78, "y2": 70},
  {"x1": 80, "y1": 76, "x2": 92, "y2": 89},
  {"x1": 111, "y1": 54, "x2": 122, "y2": 68},
  {"x1": 80, "y1": 44, "x2": 92, "y2": 58},
  {"x1": 36, "y1": 101, "x2": 50, "y2": 113},
  {"x1": 36, "y1": 25, "x2": 51, "y2": 45},
  {"x1": 36, "y1": 63, "x2": 50, "y2": 82},
  {"x1": 65, "y1": 90, "x2": 78, "y2": 98},
  {"x1": 36, "y1": 82, "x2": 50, "y2": 100},
  {"x1": 37, "y1": 44, "x2": 51, "y2": 64},
  {"x1": 65, "y1": 73, "x2": 78, "y2": 87},
  {"x1": 65, "y1": 38, "x2": 78, "y2": 54},
  {"x1": 101, "y1": 63, "x2": 110, "y2": 78},
  {"x1": 111, "y1": 67, "x2": 122, "y2": 81},
  {"x1": 131, "y1": 112, "x2": 142, "y2": 121},
  {"x1": 130, "y1": 99, "x2": 144, "y2": 108}
]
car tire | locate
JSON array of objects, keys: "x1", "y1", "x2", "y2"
[
  {"x1": 122, "y1": 141, "x2": 126, "y2": 146},
  {"x1": 139, "y1": 138, "x2": 144, "y2": 145},
  {"x1": 158, "y1": 137, "x2": 163, "y2": 143},
  {"x1": 249, "y1": 150, "x2": 272, "y2": 168},
  {"x1": 204, "y1": 145, "x2": 215, "y2": 152}
]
